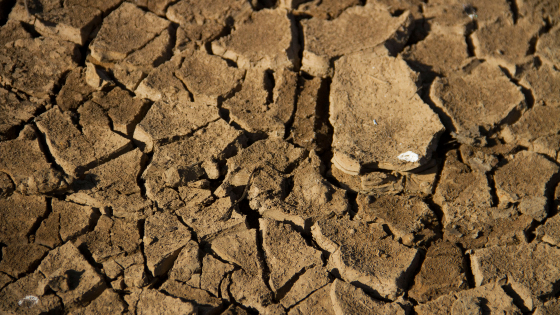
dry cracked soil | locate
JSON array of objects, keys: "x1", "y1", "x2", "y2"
[{"x1": 0, "y1": 0, "x2": 560, "y2": 314}]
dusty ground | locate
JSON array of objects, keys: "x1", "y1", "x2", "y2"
[{"x1": 0, "y1": 0, "x2": 560, "y2": 314}]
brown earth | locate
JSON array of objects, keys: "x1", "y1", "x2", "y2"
[{"x1": 1, "y1": 0, "x2": 560, "y2": 314}]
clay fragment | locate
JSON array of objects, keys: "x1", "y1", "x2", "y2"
[
  {"x1": 144, "y1": 212, "x2": 192, "y2": 277},
  {"x1": 288, "y1": 284, "x2": 335, "y2": 315},
  {"x1": 37, "y1": 242, "x2": 106, "y2": 307},
  {"x1": 160, "y1": 280, "x2": 224, "y2": 314},
  {"x1": 494, "y1": 151, "x2": 560, "y2": 221},
  {"x1": 0, "y1": 244, "x2": 48, "y2": 278},
  {"x1": 422, "y1": 0, "x2": 513, "y2": 35},
  {"x1": 229, "y1": 269, "x2": 274, "y2": 313},
  {"x1": 56, "y1": 67, "x2": 96, "y2": 112},
  {"x1": 35, "y1": 106, "x2": 131, "y2": 177},
  {"x1": 415, "y1": 282, "x2": 522, "y2": 315},
  {"x1": 92, "y1": 87, "x2": 151, "y2": 137},
  {"x1": 199, "y1": 254, "x2": 235, "y2": 297},
  {"x1": 0, "y1": 194, "x2": 47, "y2": 245},
  {"x1": 260, "y1": 218, "x2": 322, "y2": 294},
  {"x1": 295, "y1": 0, "x2": 360, "y2": 19},
  {"x1": 212, "y1": 8, "x2": 299, "y2": 70},
  {"x1": 211, "y1": 227, "x2": 264, "y2": 277},
  {"x1": 401, "y1": 32, "x2": 468, "y2": 76},
  {"x1": 133, "y1": 96, "x2": 219, "y2": 152},
  {"x1": 471, "y1": 18, "x2": 541, "y2": 75},
  {"x1": 280, "y1": 265, "x2": 330, "y2": 308},
  {"x1": 0, "y1": 88, "x2": 42, "y2": 141},
  {"x1": 90, "y1": 2, "x2": 171, "y2": 63},
  {"x1": 0, "y1": 136, "x2": 67, "y2": 194},
  {"x1": 330, "y1": 51, "x2": 444, "y2": 174},
  {"x1": 0, "y1": 271, "x2": 63, "y2": 315},
  {"x1": 167, "y1": 0, "x2": 252, "y2": 42},
  {"x1": 357, "y1": 194, "x2": 438, "y2": 246},
  {"x1": 68, "y1": 149, "x2": 149, "y2": 218},
  {"x1": 34, "y1": 5, "x2": 102, "y2": 45},
  {"x1": 330, "y1": 279, "x2": 408, "y2": 315},
  {"x1": 537, "y1": 25, "x2": 560, "y2": 68},
  {"x1": 312, "y1": 215, "x2": 420, "y2": 300},
  {"x1": 136, "y1": 289, "x2": 196, "y2": 315},
  {"x1": 168, "y1": 240, "x2": 200, "y2": 283},
  {"x1": 537, "y1": 214, "x2": 560, "y2": 246},
  {"x1": 68, "y1": 288, "x2": 126, "y2": 315},
  {"x1": 519, "y1": 63, "x2": 560, "y2": 107},
  {"x1": 501, "y1": 106, "x2": 560, "y2": 161},
  {"x1": 517, "y1": 0, "x2": 560, "y2": 25},
  {"x1": 471, "y1": 242, "x2": 560, "y2": 311},
  {"x1": 135, "y1": 57, "x2": 189, "y2": 102},
  {"x1": 0, "y1": 37, "x2": 79, "y2": 99},
  {"x1": 301, "y1": 4, "x2": 412, "y2": 77},
  {"x1": 175, "y1": 50, "x2": 244, "y2": 106},
  {"x1": 408, "y1": 241, "x2": 468, "y2": 303},
  {"x1": 430, "y1": 62, "x2": 525, "y2": 142},
  {"x1": 0, "y1": 20, "x2": 32, "y2": 46},
  {"x1": 223, "y1": 68, "x2": 297, "y2": 139},
  {"x1": 142, "y1": 119, "x2": 245, "y2": 203},
  {"x1": 75, "y1": 215, "x2": 141, "y2": 263}
]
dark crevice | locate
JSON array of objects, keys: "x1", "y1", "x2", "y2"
[
  {"x1": 28, "y1": 197, "x2": 53, "y2": 242},
  {"x1": 465, "y1": 33, "x2": 477, "y2": 57},
  {"x1": 402, "y1": 248, "x2": 426, "y2": 305},
  {"x1": 502, "y1": 283, "x2": 531, "y2": 313},
  {"x1": 485, "y1": 171, "x2": 500, "y2": 208},
  {"x1": 137, "y1": 151, "x2": 152, "y2": 200},
  {"x1": 457, "y1": 244, "x2": 476, "y2": 289},
  {"x1": 498, "y1": 65, "x2": 536, "y2": 111},
  {"x1": 283, "y1": 74, "x2": 302, "y2": 141},
  {"x1": 256, "y1": 222, "x2": 275, "y2": 298},
  {"x1": 273, "y1": 266, "x2": 309, "y2": 301},
  {"x1": 506, "y1": 0, "x2": 519, "y2": 24}
]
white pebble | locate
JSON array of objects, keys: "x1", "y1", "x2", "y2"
[
  {"x1": 18, "y1": 295, "x2": 39, "y2": 308},
  {"x1": 397, "y1": 151, "x2": 419, "y2": 162}
]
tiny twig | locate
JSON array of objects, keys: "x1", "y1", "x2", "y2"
[
  {"x1": 218, "y1": 167, "x2": 261, "y2": 221},
  {"x1": 24, "y1": 0, "x2": 30, "y2": 19}
]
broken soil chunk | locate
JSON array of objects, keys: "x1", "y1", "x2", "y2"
[
  {"x1": 144, "y1": 212, "x2": 192, "y2": 277},
  {"x1": 408, "y1": 241, "x2": 468, "y2": 303},
  {"x1": 133, "y1": 97, "x2": 219, "y2": 152},
  {"x1": 301, "y1": 4, "x2": 412, "y2": 77},
  {"x1": 330, "y1": 279, "x2": 408, "y2": 315},
  {"x1": 519, "y1": 62, "x2": 560, "y2": 107},
  {"x1": 280, "y1": 265, "x2": 330, "y2": 308},
  {"x1": 69, "y1": 288, "x2": 126, "y2": 315},
  {"x1": 493, "y1": 151, "x2": 560, "y2": 221},
  {"x1": 472, "y1": 18, "x2": 541, "y2": 75},
  {"x1": 517, "y1": 0, "x2": 560, "y2": 25},
  {"x1": 229, "y1": 269, "x2": 274, "y2": 313},
  {"x1": 501, "y1": 106, "x2": 560, "y2": 160},
  {"x1": 33, "y1": 5, "x2": 102, "y2": 45},
  {"x1": 288, "y1": 284, "x2": 335, "y2": 315},
  {"x1": 296, "y1": 0, "x2": 360, "y2": 20},
  {"x1": 471, "y1": 242, "x2": 560, "y2": 311},
  {"x1": 211, "y1": 227, "x2": 263, "y2": 277},
  {"x1": 56, "y1": 67, "x2": 96, "y2": 112},
  {"x1": 330, "y1": 51, "x2": 444, "y2": 174},
  {"x1": 537, "y1": 213, "x2": 560, "y2": 246},
  {"x1": 178, "y1": 196, "x2": 247, "y2": 240},
  {"x1": 200, "y1": 254, "x2": 234, "y2": 296},
  {"x1": 89, "y1": 2, "x2": 171, "y2": 63},
  {"x1": 0, "y1": 244, "x2": 49, "y2": 278},
  {"x1": 260, "y1": 218, "x2": 322, "y2": 293},
  {"x1": 75, "y1": 215, "x2": 141, "y2": 263},
  {"x1": 160, "y1": 280, "x2": 224, "y2": 314},
  {"x1": 415, "y1": 282, "x2": 522, "y2": 315},
  {"x1": 69, "y1": 149, "x2": 149, "y2": 218},
  {"x1": 135, "y1": 57, "x2": 189, "y2": 102},
  {"x1": 0, "y1": 136, "x2": 67, "y2": 195},
  {"x1": 0, "y1": 88, "x2": 42, "y2": 141},
  {"x1": 35, "y1": 106, "x2": 131, "y2": 177},
  {"x1": 0, "y1": 37, "x2": 79, "y2": 99},
  {"x1": 0, "y1": 20, "x2": 32, "y2": 47},
  {"x1": 357, "y1": 194, "x2": 438, "y2": 246},
  {"x1": 168, "y1": 240, "x2": 200, "y2": 283},
  {"x1": 136, "y1": 289, "x2": 196, "y2": 315},
  {"x1": 37, "y1": 242, "x2": 105, "y2": 307},
  {"x1": 211, "y1": 8, "x2": 299, "y2": 70},
  {"x1": 401, "y1": 32, "x2": 468, "y2": 77},
  {"x1": 312, "y1": 215, "x2": 420, "y2": 300},
  {"x1": 92, "y1": 87, "x2": 151, "y2": 137},
  {"x1": 0, "y1": 194, "x2": 47, "y2": 245},
  {"x1": 422, "y1": 0, "x2": 513, "y2": 35},
  {"x1": 142, "y1": 119, "x2": 245, "y2": 203},
  {"x1": 537, "y1": 25, "x2": 560, "y2": 68},
  {"x1": 430, "y1": 62, "x2": 525, "y2": 141},
  {"x1": 0, "y1": 271, "x2": 63, "y2": 315},
  {"x1": 223, "y1": 68, "x2": 297, "y2": 139},
  {"x1": 166, "y1": 0, "x2": 252, "y2": 42},
  {"x1": 175, "y1": 49, "x2": 244, "y2": 106}
]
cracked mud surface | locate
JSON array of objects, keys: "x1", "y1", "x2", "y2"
[{"x1": 1, "y1": 0, "x2": 560, "y2": 314}]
